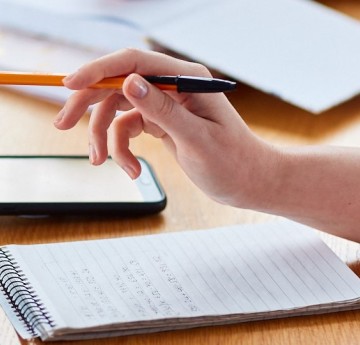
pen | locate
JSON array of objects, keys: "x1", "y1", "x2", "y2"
[{"x1": 0, "y1": 72, "x2": 237, "y2": 93}]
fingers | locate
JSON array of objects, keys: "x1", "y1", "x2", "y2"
[
  {"x1": 107, "y1": 73, "x2": 209, "y2": 178},
  {"x1": 108, "y1": 72, "x2": 206, "y2": 179},
  {"x1": 54, "y1": 88, "x2": 133, "y2": 129},
  {"x1": 62, "y1": 48, "x2": 212, "y2": 90},
  {"x1": 109, "y1": 110, "x2": 144, "y2": 179},
  {"x1": 53, "y1": 48, "x2": 232, "y2": 180},
  {"x1": 88, "y1": 93, "x2": 126, "y2": 165},
  {"x1": 54, "y1": 88, "x2": 114, "y2": 129},
  {"x1": 55, "y1": 48, "x2": 214, "y2": 132},
  {"x1": 109, "y1": 106, "x2": 175, "y2": 179},
  {"x1": 122, "y1": 74, "x2": 204, "y2": 143}
]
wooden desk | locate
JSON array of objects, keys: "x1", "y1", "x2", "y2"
[{"x1": 1, "y1": 1, "x2": 360, "y2": 344}]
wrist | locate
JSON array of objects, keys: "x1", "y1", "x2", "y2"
[{"x1": 231, "y1": 139, "x2": 285, "y2": 212}]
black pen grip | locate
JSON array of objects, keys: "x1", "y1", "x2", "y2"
[
  {"x1": 176, "y1": 76, "x2": 236, "y2": 93},
  {"x1": 144, "y1": 75, "x2": 236, "y2": 93}
]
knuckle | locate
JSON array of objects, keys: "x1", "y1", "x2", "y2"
[
  {"x1": 88, "y1": 123, "x2": 101, "y2": 140},
  {"x1": 188, "y1": 62, "x2": 212, "y2": 77},
  {"x1": 120, "y1": 47, "x2": 141, "y2": 60},
  {"x1": 157, "y1": 94, "x2": 175, "y2": 117},
  {"x1": 117, "y1": 47, "x2": 144, "y2": 73}
]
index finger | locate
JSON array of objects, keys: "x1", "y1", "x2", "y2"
[{"x1": 63, "y1": 48, "x2": 212, "y2": 90}]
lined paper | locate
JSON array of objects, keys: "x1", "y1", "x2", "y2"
[{"x1": 2, "y1": 220, "x2": 360, "y2": 341}]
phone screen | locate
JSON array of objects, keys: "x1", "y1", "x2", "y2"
[{"x1": 0, "y1": 156, "x2": 166, "y2": 215}]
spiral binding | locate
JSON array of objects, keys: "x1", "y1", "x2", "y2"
[{"x1": 0, "y1": 248, "x2": 55, "y2": 337}]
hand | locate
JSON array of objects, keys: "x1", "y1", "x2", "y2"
[
  {"x1": 54, "y1": 49, "x2": 279, "y2": 208},
  {"x1": 53, "y1": 48, "x2": 360, "y2": 242}
]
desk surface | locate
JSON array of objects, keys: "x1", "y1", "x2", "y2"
[{"x1": 1, "y1": 1, "x2": 360, "y2": 344}]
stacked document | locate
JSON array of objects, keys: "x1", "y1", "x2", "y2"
[
  {"x1": 0, "y1": 0, "x2": 149, "y2": 103},
  {"x1": 145, "y1": 0, "x2": 360, "y2": 113},
  {"x1": 0, "y1": 0, "x2": 360, "y2": 112}
]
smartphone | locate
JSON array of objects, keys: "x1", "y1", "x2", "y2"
[{"x1": 0, "y1": 155, "x2": 166, "y2": 216}]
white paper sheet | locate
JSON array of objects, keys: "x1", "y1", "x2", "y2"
[
  {"x1": 147, "y1": 0, "x2": 360, "y2": 113},
  {"x1": 0, "y1": 1, "x2": 150, "y2": 103},
  {"x1": 1, "y1": 0, "x2": 360, "y2": 112}
]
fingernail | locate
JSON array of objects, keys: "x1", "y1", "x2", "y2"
[
  {"x1": 54, "y1": 108, "x2": 65, "y2": 125},
  {"x1": 122, "y1": 165, "x2": 136, "y2": 179},
  {"x1": 89, "y1": 144, "x2": 97, "y2": 164},
  {"x1": 128, "y1": 77, "x2": 148, "y2": 99},
  {"x1": 63, "y1": 73, "x2": 76, "y2": 83}
]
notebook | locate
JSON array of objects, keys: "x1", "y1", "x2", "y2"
[{"x1": 1, "y1": 219, "x2": 360, "y2": 341}]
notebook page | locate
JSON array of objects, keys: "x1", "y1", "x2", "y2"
[{"x1": 2, "y1": 220, "x2": 360, "y2": 340}]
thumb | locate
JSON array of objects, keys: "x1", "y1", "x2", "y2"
[{"x1": 122, "y1": 74, "x2": 201, "y2": 142}]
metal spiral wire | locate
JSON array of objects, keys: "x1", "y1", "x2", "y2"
[{"x1": 0, "y1": 248, "x2": 55, "y2": 337}]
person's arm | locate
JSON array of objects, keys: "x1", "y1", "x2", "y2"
[
  {"x1": 263, "y1": 145, "x2": 360, "y2": 241},
  {"x1": 54, "y1": 48, "x2": 360, "y2": 242}
]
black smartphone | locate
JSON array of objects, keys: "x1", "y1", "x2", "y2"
[{"x1": 0, "y1": 155, "x2": 166, "y2": 216}]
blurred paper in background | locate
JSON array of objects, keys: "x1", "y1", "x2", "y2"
[{"x1": 0, "y1": 0, "x2": 360, "y2": 113}]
